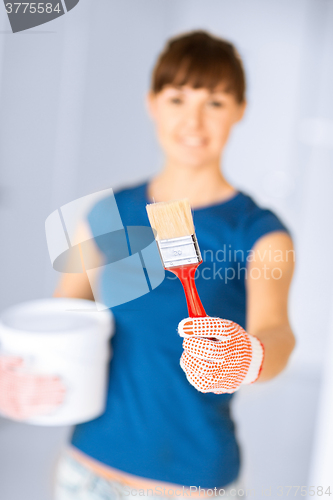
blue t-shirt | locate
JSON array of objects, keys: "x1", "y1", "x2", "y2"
[{"x1": 71, "y1": 181, "x2": 290, "y2": 488}]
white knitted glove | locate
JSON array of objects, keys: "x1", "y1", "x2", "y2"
[
  {"x1": 0, "y1": 356, "x2": 66, "y2": 420},
  {"x1": 178, "y1": 317, "x2": 264, "y2": 394}
]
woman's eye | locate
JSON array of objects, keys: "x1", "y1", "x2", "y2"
[
  {"x1": 208, "y1": 100, "x2": 224, "y2": 108},
  {"x1": 170, "y1": 97, "x2": 183, "y2": 105}
]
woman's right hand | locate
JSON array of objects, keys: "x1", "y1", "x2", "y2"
[{"x1": 0, "y1": 355, "x2": 66, "y2": 421}]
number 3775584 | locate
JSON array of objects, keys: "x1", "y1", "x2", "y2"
[{"x1": 5, "y1": 3, "x2": 61, "y2": 14}]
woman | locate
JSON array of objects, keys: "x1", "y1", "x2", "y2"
[{"x1": 0, "y1": 31, "x2": 296, "y2": 499}]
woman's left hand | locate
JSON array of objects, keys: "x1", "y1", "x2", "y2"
[{"x1": 178, "y1": 317, "x2": 264, "y2": 394}]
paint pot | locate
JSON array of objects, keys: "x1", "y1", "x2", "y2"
[{"x1": 0, "y1": 298, "x2": 113, "y2": 425}]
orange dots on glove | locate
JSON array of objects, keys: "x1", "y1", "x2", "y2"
[
  {"x1": 178, "y1": 317, "x2": 264, "y2": 394},
  {"x1": 0, "y1": 356, "x2": 66, "y2": 420}
]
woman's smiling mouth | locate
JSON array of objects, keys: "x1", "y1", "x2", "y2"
[{"x1": 179, "y1": 136, "x2": 207, "y2": 147}]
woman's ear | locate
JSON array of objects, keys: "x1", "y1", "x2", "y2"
[
  {"x1": 146, "y1": 92, "x2": 157, "y2": 120},
  {"x1": 235, "y1": 100, "x2": 247, "y2": 123}
]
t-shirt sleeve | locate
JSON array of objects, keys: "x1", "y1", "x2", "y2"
[
  {"x1": 83, "y1": 194, "x2": 131, "y2": 269},
  {"x1": 86, "y1": 195, "x2": 124, "y2": 239},
  {"x1": 242, "y1": 208, "x2": 291, "y2": 253}
]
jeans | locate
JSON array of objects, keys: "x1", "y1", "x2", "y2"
[{"x1": 54, "y1": 450, "x2": 244, "y2": 500}]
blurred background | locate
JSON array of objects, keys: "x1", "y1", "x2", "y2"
[{"x1": 0, "y1": 0, "x2": 333, "y2": 498}]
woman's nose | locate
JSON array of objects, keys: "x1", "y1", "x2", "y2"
[{"x1": 183, "y1": 104, "x2": 204, "y2": 130}]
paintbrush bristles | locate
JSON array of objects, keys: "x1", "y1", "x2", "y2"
[{"x1": 146, "y1": 199, "x2": 195, "y2": 240}]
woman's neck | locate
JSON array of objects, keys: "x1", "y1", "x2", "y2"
[{"x1": 147, "y1": 161, "x2": 236, "y2": 209}]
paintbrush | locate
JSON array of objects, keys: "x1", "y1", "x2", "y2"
[{"x1": 146, "y1": 199, "x2": 207, "y2": 318}]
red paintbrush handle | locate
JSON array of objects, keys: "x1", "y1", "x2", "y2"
[{"x1": 169, "y1": 262, "x2": 207, "y2": 318}]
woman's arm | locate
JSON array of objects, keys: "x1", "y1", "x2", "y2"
[
  {"x1": 246, "y1": 231, "x2": 296, "y2": 382},
  {"x1": 177, "y1": 231, "x2": 295, "y2": 394},
  {"x1": 53, "y1": 220, "x2": 104, "y2": 301}
]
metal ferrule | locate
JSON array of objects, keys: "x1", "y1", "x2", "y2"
[{"x1": 157, "y1": 234, "x2": 202, "y2": 269}]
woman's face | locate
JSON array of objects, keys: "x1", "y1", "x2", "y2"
[{"x1": 147, "y1": 85, "x2": 246, "y2": 169}]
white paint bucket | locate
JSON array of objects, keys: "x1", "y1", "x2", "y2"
[{"x1": 0, "y1": 298, "x2": 114, "y2": 426}]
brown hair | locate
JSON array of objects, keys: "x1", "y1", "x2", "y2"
[{"x1": 151, "y1": 31, "x2": 246, "y2": 103}]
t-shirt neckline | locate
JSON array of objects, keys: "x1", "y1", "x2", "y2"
[{"x1": 143, "y1": 181, "x2": 242, "y2": 213}]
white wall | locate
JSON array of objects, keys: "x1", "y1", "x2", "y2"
[{"x1": 0, "y1": 1, "x2": 332, "y2": 499}]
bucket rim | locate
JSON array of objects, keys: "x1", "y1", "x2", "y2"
[{"x1": 0, "y1": 298, "x2": 113, "y2": 338}]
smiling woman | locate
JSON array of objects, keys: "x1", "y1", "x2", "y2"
[
  {"x1": 147, "y1": 85, "x2": 246, "y2": 173},
  {"x1": 145, "y1": 32, "x2": 246, "y2": 208},
  {"x1": 4, "y1": 29, "x2": 294, "y2": 499}
]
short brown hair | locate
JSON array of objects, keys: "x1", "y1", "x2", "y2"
[{"x1": 151, "y1": 31, "x2": 246, "y2": 103}]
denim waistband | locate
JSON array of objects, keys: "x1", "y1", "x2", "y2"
[{"x1": 54, "y1": 450, "x2": 243, "y2": 500}]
